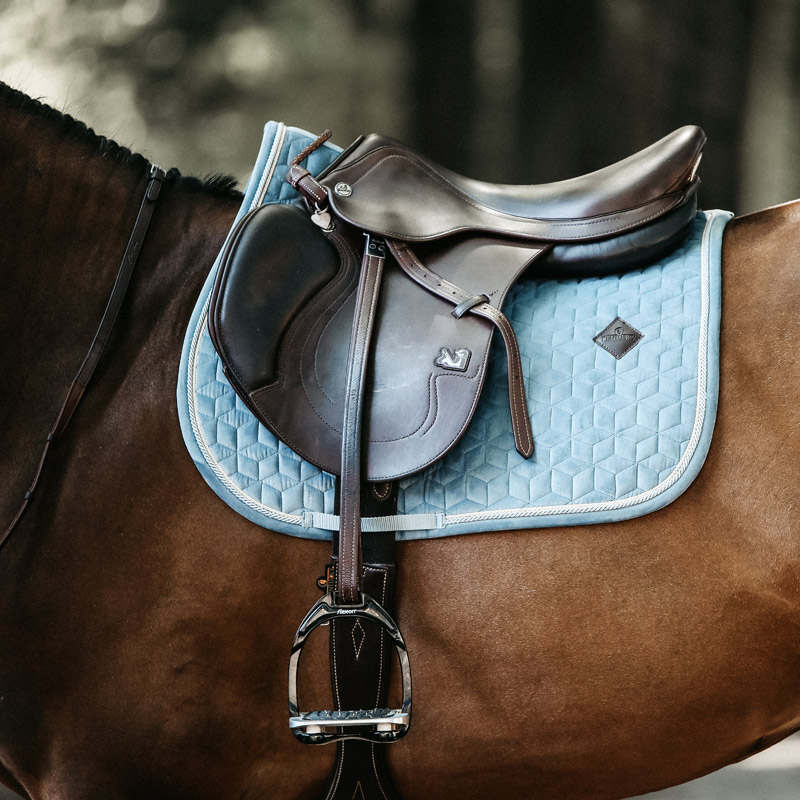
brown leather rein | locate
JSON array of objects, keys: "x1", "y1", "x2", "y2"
[{"x1": 0, "y1": 164, "x2": 167, "y2": 552}]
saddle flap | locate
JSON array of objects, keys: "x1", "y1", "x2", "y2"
[{"x1": 209, "y1": 202, "x2": 541, "y2": 480}]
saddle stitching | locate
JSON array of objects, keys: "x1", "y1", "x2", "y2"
[
  {"x1": 351, "y1": 619, "x2": 366, "y2": 660},
  {"x1": 369, "y1": 568, "x2": 391, "y2": 800},
  {"x1": 370, "y1": 745, "x2": 390, "y2": 800},
  {"x1": 367, "y1": 566, "x2": 389, "y2": 706},
  {"x1": 332, "y1": 616, "x2": 343, "y2": 709},
  {"x1": 324, "y1": 738, "x2": 346, "y2": 800}
]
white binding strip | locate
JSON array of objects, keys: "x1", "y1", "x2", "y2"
[
  {"x1": 251, "y1": 123, "x2": 287, "y2": 211},
  {"x1": 304, "y1": 512, "x2": 444, "y2": 532},
  {"x1": 186, "y1": 138, "x2": 724, "y2": 535}
]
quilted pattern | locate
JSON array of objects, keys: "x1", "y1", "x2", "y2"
[
  {"x1": 194, "y1": 331, "x2": 337, "y2": 512},
  {"x1": 179, "y1": 123, "x2": 727, "y2": 540},
  {"x1": 401, "y1": 257, "x2": 702, "y2": 515}
]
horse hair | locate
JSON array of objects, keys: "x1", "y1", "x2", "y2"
[{"x1": 0, "y1": 81, "x2": 241, "y2": 199}]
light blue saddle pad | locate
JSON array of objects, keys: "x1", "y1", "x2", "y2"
[{"x1": 177, "y1": 122, "x2": 731, "y2": 541}]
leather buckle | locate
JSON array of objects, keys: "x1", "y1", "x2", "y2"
[{"x1": 288, "y1": 592, "x2": 412, "y2": 745}]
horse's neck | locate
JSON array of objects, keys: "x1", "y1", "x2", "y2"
[{"x1": 0, "y1": 88, "x2": 238, "y2": 528}]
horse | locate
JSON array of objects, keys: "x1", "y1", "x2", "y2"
[{"x1": 0, "y1": 82, "x2": 798, "y2": 800}]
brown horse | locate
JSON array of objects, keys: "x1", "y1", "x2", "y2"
[{"x1": 0, "y1": 83, "x2": 798, "y2": 800}]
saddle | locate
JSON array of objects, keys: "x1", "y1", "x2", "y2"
[{"x1": 207, "y1": 125, "x2": 705, "y2": 794}]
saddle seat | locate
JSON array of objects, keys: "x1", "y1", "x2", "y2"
[
  {"x1": 422, "y1": 126, "x2": 704, "y2": 220},
  {"x1": 307, "y1": 125, "x2": 705, "y2": 276},
  {"x1": 320, "y1": 125, "x2": 704, "y2": 238}
]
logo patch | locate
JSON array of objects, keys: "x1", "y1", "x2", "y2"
[
  {"x1": 593, "y1": 317, "x2": 644, "y2": 359},
  {"x1": 434, "y1": 347, "x2": 471, "y2": 372}
]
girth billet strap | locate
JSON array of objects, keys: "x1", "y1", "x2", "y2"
[{"x1": 0, "y1": 165, "x2": 166, "y2": 552}]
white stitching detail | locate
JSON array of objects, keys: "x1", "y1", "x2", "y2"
[
  {"x1": 373, "y1": 569, "x2": 388, "y2": 707},
  {"x1": 351, "y1": 619, "x2": 366, "y2": 660},
  {"x1": 351, "y1": 781, "x2": 365, "y2": 800},
  {"x1": 324, "y1": 740, "x2": 346, "y2": 800}
]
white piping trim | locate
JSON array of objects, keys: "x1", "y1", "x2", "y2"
[
  {"x1": 251, "y1": 123, "x2": 287, "y2": 211},
  {"x1": 185, "y1": 132, "x2": 725, "y2": 535}
]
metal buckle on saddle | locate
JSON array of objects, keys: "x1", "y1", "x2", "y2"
[{"x1": 288, "y1": 591, "x2": 412, "y2": 745}]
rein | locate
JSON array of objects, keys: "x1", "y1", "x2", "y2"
[{"x1": 0, "y1": 164, "x2": 167, "y2": 552}]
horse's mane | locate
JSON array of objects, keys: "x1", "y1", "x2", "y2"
[{"x1": 0, "y1": 82, "x2": 241, "y2": 199}]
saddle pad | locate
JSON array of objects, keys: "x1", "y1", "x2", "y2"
[{"x1": 177, "y1": 122, "x2": 731, "y2": 541}]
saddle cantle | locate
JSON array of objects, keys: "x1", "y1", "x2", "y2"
[{"x1": 207, "y1": 125, "x2": 706, "y2": 754}]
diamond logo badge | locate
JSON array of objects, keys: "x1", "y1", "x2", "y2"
[{"x1": 593, "y1": 317, "x2": 644, "y2": 359}]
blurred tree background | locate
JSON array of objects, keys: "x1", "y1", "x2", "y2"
[{"x1": 1, "y1": 0, "x2": 798, "y2": 213}]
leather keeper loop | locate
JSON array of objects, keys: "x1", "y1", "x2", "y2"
[
  {"x1": 286, "y1": 165, "x2": 328, "y2": 207},
  {"x1": 452, "y1": 294, "x2": 490, "y2": 319}
]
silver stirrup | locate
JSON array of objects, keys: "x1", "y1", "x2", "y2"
[{"x1": 288, "y1": 592, "x2": 412, "y2": 744}]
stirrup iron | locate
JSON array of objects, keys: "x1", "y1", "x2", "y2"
[{"x1": 288, "y1": 592, "x2": 412, "y2": 744}]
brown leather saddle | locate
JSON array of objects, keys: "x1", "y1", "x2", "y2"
[{"x1": 208, "y1": 126, "x2": 704, "y2": 795}]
